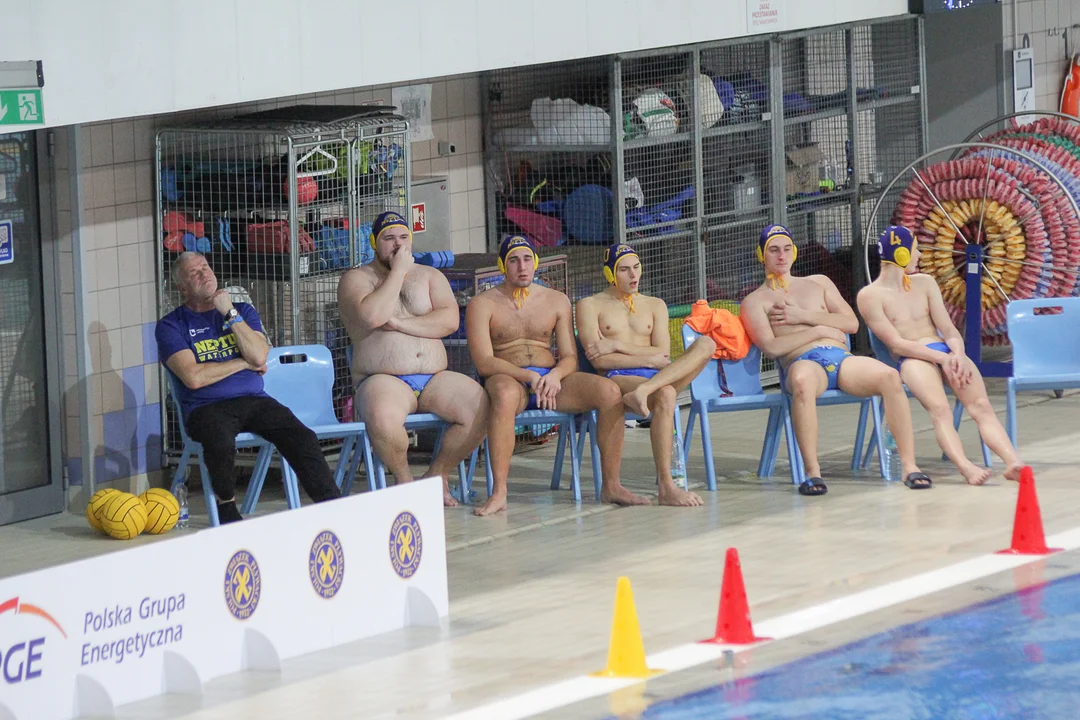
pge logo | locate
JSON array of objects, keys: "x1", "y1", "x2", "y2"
[
  {"x1": 389, "y1": 511, "x2": 423, "y2": 579},
  {"x1": 224, "y1": 550, "x2": 261, "y2": 620},
  {"x1": 308, "y1": 530, "x2": 345, "y2": 599},
  {"x1": 0, "y1": 597, "x2": 67, "y2": 684}
]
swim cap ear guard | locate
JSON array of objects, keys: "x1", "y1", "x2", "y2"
[
  {"x1": 877, "y1": 225, "x2": 915, "y2": 269},
  {"x1": 602, "y1": 243, "x2": 642, "y2": 285},
  {"x1": 757, "y1": 224, "x2": 797, "y2": 263},
  {"x1": 370, "y1": 211, "x2": 411, "y2": 250},
  {"x1": 497, "y1": 234, "x2": 539, "y2": 274}
]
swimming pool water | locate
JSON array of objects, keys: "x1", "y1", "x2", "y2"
[{"x1": 622, "y1": 572, "x2": 1080, "y2": 720}]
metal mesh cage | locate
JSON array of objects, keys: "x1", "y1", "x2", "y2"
[{"x1": 156, "y1": 106, "x2": 410, "y2": 459}]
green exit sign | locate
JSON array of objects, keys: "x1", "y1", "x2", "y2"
[{"x1": 0, "y1": 89, "x2": 43, "y2": 126}]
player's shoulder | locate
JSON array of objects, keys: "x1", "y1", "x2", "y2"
[
  {"x1": 802, "y1": 273, "x2": 838, "y2": 289},
  {"x1": 910, "y1": 272, "x2": 938, "y2": 290},
  {"x1": 640, "y1": 293, "x2": 667, "y2": 312},
  {"x1": 741, "y1": 285, "x2": 770, "y2": 306},
  {"x1": 340, "y1": 264, "x2": 376, "y2": 286}
]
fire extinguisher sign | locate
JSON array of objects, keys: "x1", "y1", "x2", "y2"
[{"x1": 411, "y1": 203, "x2": 426, "y2": 234}]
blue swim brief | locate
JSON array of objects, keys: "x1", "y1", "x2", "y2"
[
  {"x1": 397, "y1": 373, "x2": 434, "y2": 397},
  {"x1": 899, "y1": 341, "x2": 951, "y2": 367},
  {"x1": 523, "y1": 366, "x2": 551, "y2": 411},
  {"x1": 606, "y1": 368, "x2": 660, "y2": 380},
  {"x1": 792, "y1": 346, "x2": 852, "y2": 391}
]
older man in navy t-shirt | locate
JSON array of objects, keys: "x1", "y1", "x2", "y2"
[{"x1": 157, "y1": 252, "x2": 340, "y2": 523}]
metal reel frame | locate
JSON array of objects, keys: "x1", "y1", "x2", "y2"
[{"x1": 862, "y1": 141, "x2": 1080, "y2": 377}]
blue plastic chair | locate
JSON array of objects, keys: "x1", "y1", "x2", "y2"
[
  {"x1": 861, "y1": 329, "x2": 991, "y2": 469},
  {"x1": 774, "y1": 336, "x2": 885, "y2": 481},
  {"x1": 482, "y1": 408, "x2": 600, "y2": 503},
  {"x1": 1006, "y1": 298, "x2": 1080, "y2": 445},
  {"x1": 343, "y1": 345, "x2": 479, "y2": 501},
  {"x1": 165, "y1": 372, "x2": 277, "y2": 528},
  {"x1": 247, "y1": 344, "x2": 377, "y2": 513},
  {"x1": 574, "y1": 337, "x2": 688, "y2": 491},
  {"x1": 680, "y1": 325, "x2": 799, "y2": 490}
]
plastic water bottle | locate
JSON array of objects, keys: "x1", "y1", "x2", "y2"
[
  {"x1": 671, "y1": 430, "x2": 687, "y2": 489},
  {"x1": 177, "y1": 483, "x2": 190, "y2": 529},
  {"x1": 883, "y1": 429, "x2": 901, "y2": 483}
]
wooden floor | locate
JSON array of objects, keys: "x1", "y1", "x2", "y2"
[{"x1": 4, "y1": 384, "x2": 1080, "y2": 720}]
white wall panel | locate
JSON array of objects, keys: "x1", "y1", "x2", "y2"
[{"x1": 0, "y1": 0, "x2": 909, "y2": 128}]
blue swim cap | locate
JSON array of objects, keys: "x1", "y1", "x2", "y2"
[
  {"x1": 603, "y1": 243, "x2": 640, "y2": 285},
  {"x1": 370, "y1": 211, "x2": 410, "y2": 249},
  {"x1": 757, "y1": 225, "x2": 795, "y2": 263},
  {"x1": 877, "y1": 226, "x2": 916, "y2": 268},
  {"x1": 498, "y1": 235, "x2": 538, "y2": 273}
]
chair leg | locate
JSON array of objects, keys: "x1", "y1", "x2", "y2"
[
  {"x1": 851, "y1": 400, "x2": 870, "y2": 471},
  {"x1": 200, "y1": 457, "x2": 220, "y2": 527},
  {"x1": 568, "y1": 419, "x2": 582, "y2": 503},
  {"x1": 588, "y1": 412, "x2": 602, "y2": 499},
  {"x1": 171, "y1": 446, "x2": 192, "y2": 495},
  {"x1": 484, "y1": 440, "x2": 494, "y2": 497},
  {"x1": 683, "y1": 406, "x2": 697, "y2": 461},
  {"x1": 1007, "y1": 380, "x2": 1018, "y2": 447},
  {"x1": 673, "y1": 406, "x2": 687, "y2": 490},
  {"x1": 861, "y1": 426, "x2": 878, "y2": 470},
  {"x1": 333, "y1": 435, "x2": 355, "y2": 489},
  {"x1": 782, "y1": 397, "x2": 805, "y2": 485},
  {"x1": 240, "y1": 445, "x2": 274, "y2": 515},
  {"x1": 758, "y1": 407, "x2": 779, "y2": 478},
  {"x1": 871, "y1": 396, "x2": 888, "y2": 479},
  {"x1": 462, "y1": 447, "x2": 479, "y2": 502},
  {"x1": 699, "y1": 408, "x2": 717, "y2": 492},
  {"x1": 376, "y1": 461, "x2": 387, "y2": 490},
  {"x1": 551, "y1": 423, "x2": 568, "y2": 491}
]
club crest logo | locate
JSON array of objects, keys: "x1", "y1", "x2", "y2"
[
  {"x1": 309, "y1": 530, "x2": 345, "y2": 599},
  {"x1": 389, "y1": 511, "x2": 423, "y2": 579},
  {"x1": 224, "y1": 549, "x2": 261, "y2": 620}
]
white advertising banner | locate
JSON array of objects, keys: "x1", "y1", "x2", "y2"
[{"x1": 0, "y1": 478, "x2": 447, "y2": 720}]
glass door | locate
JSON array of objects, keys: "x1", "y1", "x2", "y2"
[{"x1": 0, "y1": 131, "x2": 62, "y2": 525}]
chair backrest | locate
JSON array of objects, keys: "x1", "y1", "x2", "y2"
[
  {"x1": 262, "y1": 344, "x2": 339, "y2": 426},
  {"x1": 681, "y1": 324, "x2": 764, "y2": 400},
  {"x1": 164, "y1": 370, "x2": 194, "y2": 441},
  {"x1": 1007, "y1": 298, "x2": 1080, "y2": 379},
  {"x1": 867, "y1": 327, "x2": 898, "y2": 370},
  {"x1": 575, "y1": 335, "x2": 597, "y2": 375}
]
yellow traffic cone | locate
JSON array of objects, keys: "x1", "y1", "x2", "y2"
[{"x1": 591, "y1": 577, "x2": 664, "y2": 679}]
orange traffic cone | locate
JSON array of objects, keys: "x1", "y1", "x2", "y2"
[
  {"x1": 701, "y1": 548, "x2": 770, "y2": 645},
  {"x1": 997, "y1": 466, "x2": 1061, "y2": 555}
]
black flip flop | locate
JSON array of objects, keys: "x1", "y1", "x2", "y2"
[
  {"x1": 798, "y1": 477, "x2": 828, "y2": 496},
  {"x1": 903, "y1": 472, "x2": 933, "y2": 490}
]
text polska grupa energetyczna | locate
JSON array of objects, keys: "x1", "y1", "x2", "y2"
[{"x1": 80, "y1": 594, "x2": 185, "y2": 666}]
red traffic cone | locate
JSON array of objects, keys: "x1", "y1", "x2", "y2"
[
  {"x1": 997, "y1": 466, "x2": 1061, "y2": 556},
  {"x1": 700, "y1": 548, "x2": 771, "y2": 645}
]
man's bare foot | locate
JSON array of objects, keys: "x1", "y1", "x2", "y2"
[
  {"x1": 960, "y1": 462, "x2": 992, "y2": 486},
  {"x1": 1004, "y1": 463, "x2": 1024, "y2": 483},
  {"x1": 475, "y1": 491, "x2": 507, "y2": 516},
  {"x1": 600, "y1": 484, "x2": 652, "y2": 506},
  {"x1": 622, "y1": 387, "x2": 651, "y2": 418},
  {"x1": 657, "y1": 483, "x2": 704, "y2": 507},
  {"x1": 443, "y1": 482, "x2": 460, "y2": 507}
]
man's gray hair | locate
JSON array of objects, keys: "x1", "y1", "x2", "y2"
[{"x1": 172, "y1": 251, "x2": 205, "y2": 286}]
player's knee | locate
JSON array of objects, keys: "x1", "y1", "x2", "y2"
[
  {"x1": 926, "y1": 401, "x2": 952, "y2": 422},
  {"x1": 598, "y1": 378, "x2": 623, "y2": 406},
  {"x1": 652, "y1": 385, "x2": 677, "y2": 411},
  {"x1": 876, "y1": 367, "x2": 904, "y2": 394},
  {"x1": 789, "y1": 372, "x2": 818, "y2": 400},
  {"x1": 487, "y1": 379, "x2": 520, "y2": 413},
  {"x1": 967, "y1": 395, "x2": 994, "y2": 418},
  {"x1": 693, "y1": 335, "x2": 717, "y2": 355}
]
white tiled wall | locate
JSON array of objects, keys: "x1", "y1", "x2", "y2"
[
  {"x1": 1004, "y1": 0, "x2": 1080, "y2": 111},
  {"x1": 56, "y1": 74, "x2": 486, "y2": 501}
]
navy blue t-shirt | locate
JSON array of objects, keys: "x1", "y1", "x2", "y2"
[{"x1": 155, "y1": 303, "x2": 267, "y2": 417}]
